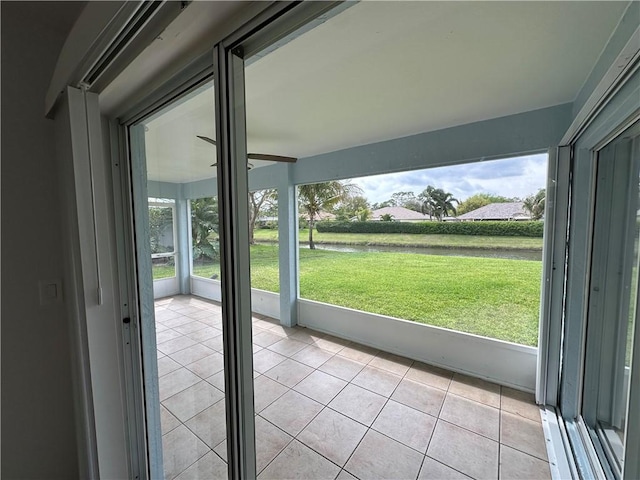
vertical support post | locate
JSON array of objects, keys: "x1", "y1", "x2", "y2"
[
  {"x1": 278, "y1": 163, "x2": 299, "y2": 327},
  {"x1": 175, "y1": 188, "x2": 191, "y2": 294},
  {"x1": 561, "y1": 147, "x2": 596, "y2": 419},
  {"x1": 214, "y1": 44, "x2": 256, "y2": 480},
  {"x1": 537, "y1": 146, "x2": 571, "y2": 406},
  {"x1": 129, "y1": 122, "x2": 164, "y2": 479},
  {"x1": 110, "y1": 119, "x2": 147, "y2": 480}
]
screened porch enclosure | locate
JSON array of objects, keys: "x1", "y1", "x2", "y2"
[
  {"x1": 143, "y1": 97, "x2": 564, "y2": 393},
  {"x1": 134, "y1": 0, "x2": 609, "y2": 393},
  {"x1": 134, "y1": 0, "x2": 628, "y2": 394}
]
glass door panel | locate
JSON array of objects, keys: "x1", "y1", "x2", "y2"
[
  {"x1": 583, "y1": 121, "x2": 639, "y2": 476},
  {"x1": 130, "y1": 80, "x2": 233, "y2": 479}
]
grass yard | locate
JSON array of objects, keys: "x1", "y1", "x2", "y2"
[
  {"x1": 190, "y1": 245, "x2": 542, "y2": 346},
  {"x1": 152, "y1": 263, "x2": 175, "y2": 279},
  {"x1": 253, "y1": 229, "x2": 543, "y2": 250}
]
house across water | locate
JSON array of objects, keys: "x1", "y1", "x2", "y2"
[{"x1": 457, "y1": 202, "x2": 531, "y2": 221}]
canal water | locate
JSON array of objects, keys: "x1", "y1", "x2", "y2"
[{"x1": 308, "y1": 243, "x2": 542, "y2": 261}]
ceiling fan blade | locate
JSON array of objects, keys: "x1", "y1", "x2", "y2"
[
  {"x1": 210, "y1": 162, "x2": 254, "y2": 170},
  {"x1": 199, "y1": 136, "x2": 296, "y2": 163},
  {"x1": 197, "y1": 135, "x2": 216, "y2": 146},
  {"x1": 247, "y1": 153, "x2": 297, "y2": 163}
]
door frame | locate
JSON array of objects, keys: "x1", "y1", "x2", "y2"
[{"x1": 556, "y1": 58, "x2": 640, "y2": 478}]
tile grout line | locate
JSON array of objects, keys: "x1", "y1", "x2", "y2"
[
  {"x1": 156, "y1": 301, "x2": 549, "y2": 479},
  {"x1": 340, "y1": 359, "x2": 414, "y2": 478},
  {"x1": 307, "y1": 356, "x2": 413, "y2": 478},
  {"x1": 424, "y1": 370, "x2": 454, "y2": 450},
  {"x1": 255, "y1": 341, "x2": 363, "y2": 477}
]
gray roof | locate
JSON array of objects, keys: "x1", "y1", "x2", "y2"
[
  {"x1": 456, "y1": 202, "x2": 531, "y2": 221},
  {"x1": 371, "y1": 206, "x2": 429, "y2": 221}
]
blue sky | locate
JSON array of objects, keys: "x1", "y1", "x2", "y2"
[{"x1": 351, "y1": 153, "x2": 548, "y2": 204}]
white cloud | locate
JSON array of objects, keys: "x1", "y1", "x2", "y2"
[{"x1": 352, "y1": 154, "x2": 548, "y2": 204}]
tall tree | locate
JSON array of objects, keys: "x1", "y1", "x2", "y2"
[
  {"x1": 298, "y1": 181, "x2": 361, "y2": 249},
  {"x1": 248, "y1": 189, "x2": 277, "y2": 244},
  {"x1": 390, "y1": 191, "x2": 421, "y2": 211},
  {"x1": 523, "y1": 189, "x2": 545, "y2": 220},
  {"x1": 190, "y1": 197, "x2": 219, "y2": 261},
  {"x1": 334, "y1": 194, "x2": 370, "y2": 221}
]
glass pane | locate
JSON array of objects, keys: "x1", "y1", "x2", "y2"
[
  {"x1": 249, "y1": 189, "x2": 279, "y2": 294},
  {"x1": 131, "y1": 80, "x2": 231, "y2": 479},
  {"x1": 149, "y1": 204, "x2": 175, "y2": 254},
  {"x1": 152, "y1": 256, "x2": 175, "y2": 280},
  {"x1": 583, "y1": 128, "x2": 639, "y2": 475},
  {"x1": 596, "y1": 144, "x2": 638, "y2": 469},
  {"x1": 296, "y1": 155, "x2": 546, "y2": 346},
  {"x1": 150, "y1": 203, "x2": 176, "y2": 280},
  {"x1": 242, "y1": 4, "x2": 552, "y2": 479},
  {"x1": 190, "y1": 196, "x2": 220, "y2": 279}
]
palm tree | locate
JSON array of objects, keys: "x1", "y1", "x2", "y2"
[
  {"x1": 190, "y1": 197, "x2": 219, "y2": 261},
  {"x1": 523, "y1": 189, "x2": 545, "y2": 220},
  {"x1": 356, "y1": 208, "x2": 371, "y2": 221},
  {"x1": 419, "y1": 186, "x2": 437, "y2": 220},
  {"x1": 419, "y1": 186, "x2": 458, "y2": 221},
  {"x1": 298, "y1": 181, "x2": 361, "y2": 249},
  {"x1": 433, "y1": 190, "x2": 459, "y2": 221}
]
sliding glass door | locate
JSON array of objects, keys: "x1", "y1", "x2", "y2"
[
  {"x1": 582, "y1": 122, "x2": 639, "y2": 478},
  {"x1": 128, "y1": 79, "x2": 243, "y2": 479}
]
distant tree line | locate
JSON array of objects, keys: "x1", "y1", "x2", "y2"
[{"x1": 184, "y1": 182, "x2": 546, "y2": 260}]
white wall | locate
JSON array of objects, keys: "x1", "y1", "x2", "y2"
[{"x1": 1, "y1": 2, "x2": 85, "y2": 478}]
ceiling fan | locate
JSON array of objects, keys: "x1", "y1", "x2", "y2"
[{"x1": 197, "y1": 135, "x2": 297, "y2": 169}]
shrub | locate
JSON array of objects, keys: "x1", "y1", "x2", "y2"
[
  {"x1": 258, "y1": 220, "x2": 278, "y2": 230},
  {"x1": 315, "y1": 220, "x2": 544, "y2": 237},
  {"x1": 193, "y1": 240, "x2": 219, "y2": 261}
]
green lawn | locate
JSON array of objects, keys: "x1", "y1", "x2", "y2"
[
  {"x1": 152, "y1": 264, "x2": 175, "y2": 279},
  {"x1": 253, "y1": 229, "x2": 543, "y2": 250},
  {"x1": 190, "y1": 244, "x2": 542, "y2": 346}
]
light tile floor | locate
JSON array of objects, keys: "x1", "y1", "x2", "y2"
[{"x1": 155, "y1": 295, "x2": 551, "y2": 480}]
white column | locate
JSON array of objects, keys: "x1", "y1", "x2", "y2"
[
  {"x1": 175, "y1": 189, "x2": 191, "y2": 294},
  {"x1": 278, "y1": 163, "x2": 299, "y2": 327}
]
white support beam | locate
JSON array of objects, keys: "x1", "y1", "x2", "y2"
[
  {"x1": 175, "y1": 194, "x2": 191, "y2": 294},
  {"x1": 176, "y1": 103, "x2": 573, "y2": 198},
  {"x1": 277, "y1": 164, "x2": 299, "y2": 327},
  {"x1": 147, "y1": 180, "x2": 181, "y2": 199},
  {"x1": 291, "y1": 103, "x2": 572, "y2": 186}
]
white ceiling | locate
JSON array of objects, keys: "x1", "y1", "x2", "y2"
[{"x1": 144, "y1": 1, "x2": 629, "y2": 183}]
